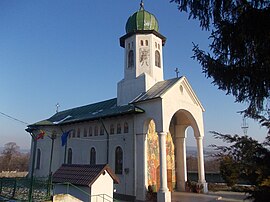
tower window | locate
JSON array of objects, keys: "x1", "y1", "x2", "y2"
[
  {"x1": 155, "y1": 42, "x2": 157, "y2": 48},
  {"x1": 145, "y1": 40, "x2": 148, "y2": 46},
  {"x1": 140, "y1": 40, "x2": 144, "y2": 46},
  {"x1": 158, "y1": 44, "x2": 160, "y2": 50},
  {"x1": 115, "y1": 146, "x2": 123, "y2": 174},
  {"x1": 83, "y1": 128, "x2": 87, "y2": 137},
  {"x1": 128, "y1": 50, "x2": 134, "y2": 68},
  {"x1": 67, "y1": 148, "x2": 72, "y2": 164},
  {"x1": 155, "y1": 50, "x2": 161, "y2": 68},
  {"x1": 128, "y1": 43, "x2": 130, "y2": 49},
  {"x1": 90, "y1": 147, "x2": 96, "y2": 165}
]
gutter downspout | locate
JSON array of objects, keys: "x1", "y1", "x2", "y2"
[{"x1": 133, "y1": 114, "x2": 137, "y2": 196}]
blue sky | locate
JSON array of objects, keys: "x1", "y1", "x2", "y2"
[{"x1": 0, "y1": 0, "x2": 267, "y2": 149}]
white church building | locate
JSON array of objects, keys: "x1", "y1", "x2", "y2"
[{"x1": 27, "y1": 3, "x2": 208, "y2": 202}]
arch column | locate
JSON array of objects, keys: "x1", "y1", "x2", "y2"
[
  {"x1": 157, "y1": 132, "x2": 171, "y2": 202},
  {"x1": 196, "y1": 136, "x2": 208, "y2": 193},
  {"x1": 175, "y1": 125, "x2": 188, "y2": 191}
]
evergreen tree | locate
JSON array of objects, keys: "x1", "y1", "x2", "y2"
[{"x1": 170, "y1": 0, "x2": 270, "y2": 131}]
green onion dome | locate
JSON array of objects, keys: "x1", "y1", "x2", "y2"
[{"x1": 125, "y1": 7, "x2": 159, "y2": 34}]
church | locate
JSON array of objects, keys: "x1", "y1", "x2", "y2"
[{"x1": 27, "y1": 3, "x2": 208, "y2": 202}]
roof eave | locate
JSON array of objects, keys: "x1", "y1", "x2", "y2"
[{"x1": 120, "y1": 30, "x2": 166, "y2": 48}]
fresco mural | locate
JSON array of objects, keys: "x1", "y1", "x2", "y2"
[{"x1": 147, "y1": 120, "x2": 176, "y2": 192}]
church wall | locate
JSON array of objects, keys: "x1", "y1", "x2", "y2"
[{"x1": 30, "y1": 115, "x2": 136, "y2": 197}]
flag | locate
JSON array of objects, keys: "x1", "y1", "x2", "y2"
[
  {"x1": 36, "y1": 130, "x2": 45, "y2": 140},
  {"x1": 61, "y1": 130, "x2": 72, "y2": 146}
]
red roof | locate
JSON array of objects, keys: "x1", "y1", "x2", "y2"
[{"x1": 52, "y1": 164, "x2": 119, "y2": 187}]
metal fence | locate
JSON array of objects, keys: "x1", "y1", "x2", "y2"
[{"x1": 0, "y1": 177, "x2": 51, "y2": 201}]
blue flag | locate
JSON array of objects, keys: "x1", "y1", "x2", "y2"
[{"x1": 61, "y1": 130, "x2": 72, "y2": 146}]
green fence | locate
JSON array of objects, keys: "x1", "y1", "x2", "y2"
[{"x1": 0, "y1": 177, "x2": 51, "y2": 201}]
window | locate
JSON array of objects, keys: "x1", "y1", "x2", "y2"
[
  {"x1": 110, "y1": 124, "x2": 115, "y2": 135},
  {"x1": 117, "y1": 123, "x2": 121, "y2": 134},
  {"x1": 128, "y1": 50, "x2": 134, "y2": 68},
  {"x1": 77, "y1": 128, "x2": 80, "y2": 138},
  {"x1": 90, "y1": 147, "x2": 96, "y2": 165},
  {"x1": 67, "y1": 148, "x2": 72, "y2": 164},
  {"x1": 89, "y1": 126, "x2": 92, "y2": 136},
  {"x1": 124, "y1": 122, "x2": 129, "y2": 133},
  {"x1": 115, "y1": 146, "x2": 123, "y2": 174},
  {"x1": 83, "y1": 128, "x2": 87, "y2": 137},
  {"x1": 141, "y1": 40, "x2": 144, "y2": 46},
  {"x1": 155, "y1": 50, "x2": 161, "y2": 67},
  {"x1": 72, "y1": 130, "x2": 75, "y2": 138},
  {"x1": 94, "y1": 126, "x2": 98, "y2": 136},
  {"x1": 145, "y1": 40, "x2": 148, "y2": 46},
  {"x1": 100, "y1": 126, "x2": 104, "y2": 135},
  {"x1": 158, "y1": 43, "x2": 160, "y2": 50},
  {"x1": 36, "y1": 149, "x2": 41, "y2": 169}
]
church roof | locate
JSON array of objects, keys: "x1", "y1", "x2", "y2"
[
  {"x1": 132, "y1": 77, "x2": 181, "y2": 103},
  {"x1": 28, "y1": 98, "x2": 144, "y2": 127},
  {"x1": 52, "y1": 164, "x2": 119, "y2": 187},
  {"x1": 125, "y1": 8, "x2": 159, "y2": 34}
]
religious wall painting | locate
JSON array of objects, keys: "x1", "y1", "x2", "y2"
[
  {"x1": 147, "y1": 120, "x2": 159, "y2": 190},
  {"x1": 147, "y1": 120, "x2": 176, "y2": 192}
]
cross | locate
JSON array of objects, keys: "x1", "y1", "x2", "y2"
[
  {"x1": 56, "y1": 103, "x2": 60, "y2": 113},
  {"x1": 175, "y1": 68, "x2": 179, "y2": 78},
  {"x1": 140, "y1": 0, "x2": 144, "y2": 10}
]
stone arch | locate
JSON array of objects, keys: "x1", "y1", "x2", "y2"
[{"x1": 168, "y1": 108, "x2": 207, "y2": 192}]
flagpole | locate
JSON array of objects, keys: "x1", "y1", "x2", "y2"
[
  {"x1": 25, "y1": 128, "x2": 37, "y2": 202},
  {"x1": 99, "y1": 118, "x2": 109, "y2": 164},
  {"x1": 64, "y1": 141, "x2": 67, "y2": 164},
  {"x1": 47, "y1": 132, "x2": 56, "y2": 197}
]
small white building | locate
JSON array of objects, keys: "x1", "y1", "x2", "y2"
[
  {"x1": 53, "y1": 164, "x2": 119, "y2": 202},
  {"x1": 27, "y1": 3, "x2": 208, "y2": 202}
]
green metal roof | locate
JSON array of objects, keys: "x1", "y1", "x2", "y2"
[
  {"x1": 125, "y1": 8, "x2": 159, "y2": 33},
  {"x1": 29, "y1": 98, "x2": 144, "y2": 127}
]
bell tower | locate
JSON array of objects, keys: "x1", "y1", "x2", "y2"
[{"x1": 117, "y1": 3, "x2": 166, "y2": 106}]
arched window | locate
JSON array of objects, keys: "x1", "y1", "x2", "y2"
[
  {"x1": 89, "y1": 126, "x2": 92, "y2": 136},
  {"x1": 110, "y1": 124, "x2": 115, "y2": 135},
  {"x1": 67, "y1": 148, "x2": 72, "y2": 164},
  {"x1": 155, "y1": 50, "x2": 161, "y2": 67},
  {"x1": 145, "y1": 40, "x2": 148, "y2": 46},
  {"x1": 128, "y1": 50, "x2": 134, "y2": 68},
  {"x1": 100, "y1": 126, "x2": 104, "y2": 135},
  {"x1": 115, "y1": 146, "x2": 123, "y2": 174},
  {"x1": 36, "y1": 149, "x2": 41, "y2": 169},
  {"x1": 83, "y1": 128, "x2": 87, "y2": 137},
  {"x1": 124, "y1": 122, "x2": 129, "y2": 133},
  {"x1": 140, "y1": 40, "x2": 144, "y2": 46},
  {"x1": 90, "y1": 147, "x2": 96, "y2": 165},
  {"x1": 77, "y1": 128, "x2": 80, "y2": 138},
  {"x1": 117, "y1": 123, "x2": 121, "y2": 134},
  {"x1": 94, "y1": 126, "x2": 98, "y2": 136},
  {"x1": 72, "y1": 130, "x2": 75, "y2": 138}
]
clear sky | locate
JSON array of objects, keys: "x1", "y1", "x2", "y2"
[{"x1": 0, "y1": 0, "x2": 267, "y2": 149}]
